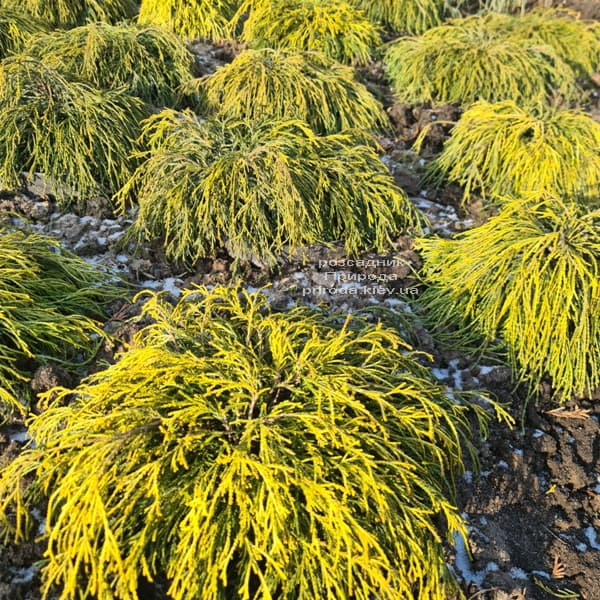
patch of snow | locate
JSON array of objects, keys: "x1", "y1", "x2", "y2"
[
  {"x1": 162, "y1": 277, "x2": 183, "y2": 298},
  {"x1": 452, "y1": 371, "x2": 464, "y2": 390},
  {"x1": 510, "y1": 567, "x2": 528, "y2": 580},
  {"x1": 576, "y1": 542, "x2": 588, "y2": 552},
  {"x1": 11, "y1": 566, "x2": 36, "y2": 584},
  {"x1": 463, "y1": 471, "x2": 473, "y2": 484},
  {"x1": 8, "y1": 429, "x2": 29, "y2": 443},
  {"x1": 532, "y1": 429, "x2": 545, "y2": 438},
  {"x1": 531, "y1": 570, "x2": 550, "y2": 579},
  {"x1": 30, "y1": 508, "x2": 46, "y2": 536},
  {"x1": 477, "y1": 366, "x2": 496, "y2": 375},
  {"x1": 584, "y1": 526, "x2": 600, "y2": 550},
  {"x1": 431, "y1": 367, "x2": 449, "y2": 381},
  {"x1": 452, "y1": 530, "x2": 499, "y2": 587},
  {"x1": 140, "y1": 279, "x2": 162, "y2": 289}
]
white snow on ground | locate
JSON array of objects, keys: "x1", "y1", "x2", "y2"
[
  {"x1": 8, "y1": 429, "x2": 29, "y2": 443},
  {"x1": 452, "y1": 528, "x2": 499, "y2": 587},
  {"x1": 584, "y1": 526, "x2": 600, "y2": 550},
  {"x1": 531, "y1": 570, "x2": 551, "y2": 579},
  {"x1": 510, "y1": 567, "x2": 528, "y2": 580},
  {"x1": 11, "y1": 566, "x2": 36, "y2": 584}
]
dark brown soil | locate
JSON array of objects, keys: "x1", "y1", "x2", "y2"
[{"x1": 456, "y1": 395, "x2": 600, "y2": 599}]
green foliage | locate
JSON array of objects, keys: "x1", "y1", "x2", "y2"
[
  {"x1": 476, "y1": 0, "x2": 527, "y2": 14},
  {"x1": 0, "y1": 56, "x2": 148, "y2": 208},
  {"x1": 383, "y1": 16, "x2": 577, "y2": 106},
  {"x1": 484, "y1": 9, "x2": 600, "y2": 77},
  {"x1": 118, "y1": 111, "x2": 422, "y2": 267},
  {"x1": 25, "y1": 23, "x2": 196, "y2": 107},
  {"x1": 138, "y1": 0, "x2": 238, "y2": 41},
  {"x1": 238, "y1": 0, "x2": 380, "y2": 64},
  {"x1": 0, "y1": 228, "x2": 121, "y2": 420},
  {"x1": 0, "y1": 285, "x2": 509, "y2": 599},
  {"x1": 0, "y1": 8, "x2": 47, "y2": 59},
  {"x1": 416, "y1": 195, "x2": 600, "y2": 402},
  {"x1": 421, "y1": 100, "x2": 600, "y2": 204},
  {"x1": 0, "y1": 0, "x2": 137, "y2": 28},
  {"x1": 190, "y1": 48, "x2": 388, "y2": 134},
  {"x1": 350, "y1": 0, "x2": 445, "y2": 34}
]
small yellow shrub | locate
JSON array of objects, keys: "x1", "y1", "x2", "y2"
[
  {"x1": 138, "y1": 0, "x2": 238, "y2": 41},
  {"x1": 384, "y1": 16, "x2": 577, "y2": 106},
  {"x1": 238, "y1": 0, "x2": 381, "y2": 64},
  {"x1": 25, "y1": 23, "x2": 196, "y2": 106},
  {"x1": 0, "y1": 286, "x2": 508, "y2": 599},
  {"x1": 190, "y1": 48, "x2": 388, "y2": 134},
  {"x1": 0, "y1": 0, "x2": 137, "y2": 28},
  {"x1": 0, "y1": 228, "x2": 122, "y2": 420},
  {"x1": 417, "y1": 195, "x2": 600, "y2": 402},
  {"x1": 118, "y1": 111, "x2": 422, "y2": 266},
  {"x1": 421, "y1": 100, "x2": 600, "y2": 204}
]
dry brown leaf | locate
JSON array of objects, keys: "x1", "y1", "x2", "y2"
[
  {"x1": 545, "y1": 406, "x2": 591, "y2": 420},
  {"x1": 552, "y1": 554, "x2": 566, "y2": 579}
]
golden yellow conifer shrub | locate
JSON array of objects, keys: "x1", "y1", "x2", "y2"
[
  {"x1": 0, "y1": 56, "x2": 148, "y2": 208},
  {"x1": 350, "y1": 0, "x2": 447, "y2": 34},
  {"x1": 420, "y1": 100, "x2": 600, "y2": 204},
  {"x1": 25, "y1": 23, "x2": 196, "y2": 107},
  {"x1": 0, "y1": 7, "x2": 47, "y2": 58},
  {"x1": 384, "y1": 16, "x2": 577, "y2": 106},
  {"x1": 0, "y1": 286, "x2": 510, "y2": 599},
  {"x1": 117, "y1": 111, "x2": 423, "y2": 267},
  {"x1": 416, "y1": 195, "x2": 600, "y2": 402},
  {"x1": 188, "y1": 48, "x2": 388, "y2": 134},
  {"x1": 138, "y1": 0, "x2": 238, "y2": 41},
  {"x1": 238, "y1": 0, "x2": 380, "y2": 64},
  {"x1": 0, "y1": 228, "x2": 123, "y2": 420},
  {"x1": 0, "y1": 0, "x2": 137, "y2": 28},
  {"x1": 484, "y1": 9, "x2": 600, "y2": 78}
]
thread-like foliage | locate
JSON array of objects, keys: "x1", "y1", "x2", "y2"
[
  {"x1": 476, "y1": 0, "x2": 527, "y2": 14},
  {"x1": 25, "y1": 23, "x2": 196, "y2": 107},
  {"x1": 0, "y1": 56, "x2": 148, "y2": 208},
  {"x1": 118, "y1": 111, "x2": 422, "y2": 267},
  {"x1": 0, "y1": 285, "x2": 509, "y2": 599},
  {"x1": 484, "y1": 9, "x2": 600, "y2": 77},
  {"x1": 0, "y1": 228, "x2": 121, "y2": 420},
  {"x1": 0, "y1": 8, "x2": 47, "y2": 59},
  {"x1": 416, "y1": 195, "x2": 600, "y2": 402},
  {"x1": 384, "y1": 16, "x2": 576, "y2": 106},
  {"x1": 350, "y1": 0, "x2": 445, "y2": 34},
  {"x1": 238, "y1": 0, "x2": 380, "y2": 64},
  {"x1": 190, "y1": 48, "x2": 388, "y2": 134},
  {"x1": 138, "y1": 0, "x2": 238, "y2": 41},
  {"x1": 421, "y1": 100, "x2": 600, "y2": 204},
  {"x1": 0, "y1": 0, "x2": 137, "y2": 28}
]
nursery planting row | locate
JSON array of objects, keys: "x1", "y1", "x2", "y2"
[{"x1": 0, "y1": 0, "x2": 598, "y2": 598}]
